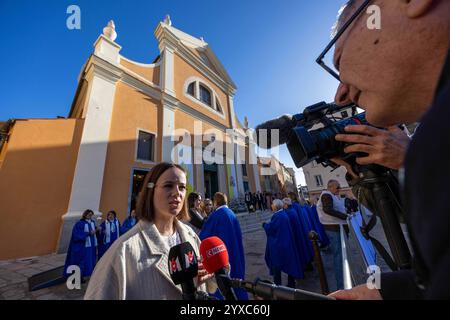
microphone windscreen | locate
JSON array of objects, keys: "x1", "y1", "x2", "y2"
[
  {"x1": 200, "y1": 237, "x2": 229, "y2": 274},
  {"x1": 168, "y1": 242, "x2": 198, "y2": 285},
  {"x1": 255, "y1": 114, "x2": 294, "y2": 148}
]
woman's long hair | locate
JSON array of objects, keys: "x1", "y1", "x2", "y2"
[
  {"x1": 135, "y1": 162, "x2": 189, "y2": 222},
  {"x1": 187, "y1": 192, "x2": 201, "y2": 210}
]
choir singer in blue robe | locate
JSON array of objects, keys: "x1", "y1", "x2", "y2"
[
  {"x1": 121, "y1": 210, "x2": 137, "y2": 234},
  {"x1": 98, "y1": 210, "x2": 121, "y2": 259},
  {"x1": 283, "y1": 198, "x2": 314, "y2": 270},
  {"x1": 64, "y1": 209, "x2": 97, "y2": 280},
  {"x1": 264, "y1": 199, "x2": 304, "y2": 288},
  {"x1": 199, "y1": 192, "x2": 248, "y2": 300}
]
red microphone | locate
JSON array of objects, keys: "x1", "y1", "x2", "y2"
[
  {"x1": 200, "y1": 236, "x2": 229, "y2": 273},
  {"x1": 200, "y1": 237, "x2": 237, "y2": 300}
]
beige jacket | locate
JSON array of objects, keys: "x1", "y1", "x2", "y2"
[{"x1": 84, "y1": 219, "x2": 217, "y2": 300}]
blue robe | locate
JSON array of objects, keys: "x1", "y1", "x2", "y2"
[
  {"x1": 120, "y1": 216, "x2": 137, "y2": 234},
  {"x1": 284, "y1": 206, "x2": 313, "y2": 270},
  {"x1": 64, "y1": 219, "x2": 96, "y2": 278},
  {"x1": 304, "y1": 205, "x2": 330, "y2": 247},
  {"x1": 98, "y1": 219, "x2": 121, "y2": 259},
  {"x1": 199, "y1": 206, "x2": 248, "y2": 300},
  {"x1": 264, "y1": 210, "x2": 304, "y2": 279},
  {"x1": 292, "y1": 202, "x2": 314, "y2": 264},
  {"x1": 89, "y1": 218, "x2": 99, "y2": 264}
]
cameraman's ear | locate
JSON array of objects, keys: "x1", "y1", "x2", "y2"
[{"x1": 406, "y1": 0, "x2": 435, "y2": 18}]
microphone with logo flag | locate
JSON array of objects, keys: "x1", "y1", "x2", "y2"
[
  {"x1": 168, "y1": 242, "x2": 201, "y2": 300},
  {"x1": 200, "y1": 236, "x2": 238, "y2": 300}
]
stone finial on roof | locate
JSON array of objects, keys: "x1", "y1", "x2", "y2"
[
  {"x1": 103, "y1": 20, "x2": 117, "y2": 41},
  {"x1": 244, "y1": 116, "x2": 249, "y2": 129},
  {"x1": 164, "y1": 15, "x2": 172, "y2": 26}
]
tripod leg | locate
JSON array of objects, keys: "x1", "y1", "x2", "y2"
[{"x1": 367, "y1": 183, "x2": 411, "y2": 270}]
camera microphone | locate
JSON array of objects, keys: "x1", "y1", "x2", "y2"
[
  {"x1": 254, "y1": 114, "x2": 295, "y2": 149},
  {"x1": 200, "y1": 237, "x2": 238, "y2": 300}
]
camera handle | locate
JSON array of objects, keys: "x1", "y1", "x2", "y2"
[{"x1": 355, "y1": 169, "x2": 412, "y2": 271}]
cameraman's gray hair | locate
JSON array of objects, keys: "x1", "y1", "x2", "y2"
[
  {"x1": 272, "y1": 199, "x2": 284, "y2": 211},
  {"x1": 331, "y1": 0, "x2": 357, "y2": 38},
  {"x1": 282, "y1": 198, "x2": 292, "y2": 206}
]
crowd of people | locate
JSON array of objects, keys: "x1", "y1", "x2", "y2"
[
  {"x1": 244, "y1": 191, "x2": 270, "y2": 212},
  {"x1": 60, "y1": 163, "x2": 247, "y2": 299},
  {"x1": 63, "y1": 209, "x2": 138, "y2": 281},
  {"x1": 62, "y1": 161, "x2": 342, "y2": 300},
  {"x1": 263, "y1": 193, "x2": 332, "y2": 289}
]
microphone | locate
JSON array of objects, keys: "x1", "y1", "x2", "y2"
[
  {"x1": 230, "y1": 278, "x2": 335, "y2": 300},
  {"x1": 200, "y1": 237, "x2": 238, "y2": 300},
  {"x1": 254, "y1": 114, "x2": 295, "y2": 149},
  {"x1": 168, "y1": 242, "x2": 199, "y2": 300}
]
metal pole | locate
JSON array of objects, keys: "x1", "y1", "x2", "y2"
[{"x1": 340, "y1": 224, "x2": 353, "y2": 290}]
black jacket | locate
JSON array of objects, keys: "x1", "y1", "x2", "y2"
[
  {"x1": 188, "y1": 208, "x2": 204, "y2": 230},
  {"x1": 380, "y1": 47, "x2": 450, "y2": 299}
]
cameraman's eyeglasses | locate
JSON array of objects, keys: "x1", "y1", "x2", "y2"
[{"x1": 316, "y1": 0, "x2": 372, "y2": 82}]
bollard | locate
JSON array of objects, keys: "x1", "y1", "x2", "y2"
[{"x1": 309, "y1": 230, "x2": 330, "y2": 295}]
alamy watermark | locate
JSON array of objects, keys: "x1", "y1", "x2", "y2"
[
  {"x1": 66, "y1": 265, "x2": 81, "y2": 290},
  {"x1": 66, "y1": 5, "x2": 81, "y2": 30},
  {"x1": 367, "y1": 5, "x2": 381, "y2": 30},
  {"x1": 169, "y1": 122, "x2": 280, "y2": 176},
  {"x1": 366, "y1": 265, "x2": 381, "y2": 290}
]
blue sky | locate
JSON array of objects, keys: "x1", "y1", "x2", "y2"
[{"x1": 0, "y1": 0, "x2": 346, "y2": 185}]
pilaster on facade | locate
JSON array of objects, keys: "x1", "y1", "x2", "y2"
[
  {"x1": 93, "y1": 36, "x2": 122, "y2": 67},
  {"x1": 228, "y1": 95, "x2": 236, "y2": 129},
  {"x1": 159, "y1": 46, "x2": 176, "y2": 97},
  {"x1": 59, "y1": 38, "x2": 122, "y2": 253}
]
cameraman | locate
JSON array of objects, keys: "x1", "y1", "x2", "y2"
[
  {"x1": 324, "y1": 0, "x2": 450, "y2": 299},
  {"x1": 317, "y1": 180, "x2": 349, "y2": 290}
]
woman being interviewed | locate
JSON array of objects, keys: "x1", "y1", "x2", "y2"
[{"x1": 85, "y1": 163, "x2": 216, "y2": 300}]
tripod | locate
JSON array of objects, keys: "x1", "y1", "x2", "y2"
[{"x1": 354, "y1": 166, "x2": 412, "y2": 271}]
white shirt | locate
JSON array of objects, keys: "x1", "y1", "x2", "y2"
[
  {"x1": 161, "y1": 231, "x2": 181, "y2": 252},
  {"x1": 317, "y1": 190, "x2": 348, "y2": 225}
]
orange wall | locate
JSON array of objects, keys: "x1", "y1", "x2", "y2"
[
  {"x1": 0, "y1": 119, "x2": 84, "y2": 260},
  {"x1": 120, "y1": 58, "x2": 160, "y2": 86},
  {"x1": 173, "y1": 54, "x2": 231, "y2": 127},
  {"x1": 99, "y1": 82, "x2": 160, "y2": 221}
]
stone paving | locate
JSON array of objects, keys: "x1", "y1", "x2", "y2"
[
  {"x1": 0, "y1": 254, "x2": 87, "y2": 300},
  {"x1": 0, "y1": 213, "x2": 395, "y2": 300}
]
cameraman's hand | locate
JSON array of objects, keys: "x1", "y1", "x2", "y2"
[
  {"x1": 328, "y1": 284, "x2": 382, "y2": 300},
  {"x1": 335, "y1": 125, "x2": 410, "y2": 170}
]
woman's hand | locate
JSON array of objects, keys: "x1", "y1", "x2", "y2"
[{"x1": 197, "y1": 262, "x2": 214, "y2": 286}]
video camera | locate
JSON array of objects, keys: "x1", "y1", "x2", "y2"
[
  {"x1": 256, "y1": 101, "x2": 412, "y2": 271},
  {"x1": 285, "y1": 101, "x2": 364, "y2": 168}
]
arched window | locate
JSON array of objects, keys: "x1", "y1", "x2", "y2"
[
  {"x1": 199, "y1": 84, "x2": 212, "y2": 106},
  {"x1": 187, "y1": 82, "x2": 195, "y2": 97},
  {"x1": 184, "y1": 78, "x2": 225, "y2": 117}
]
